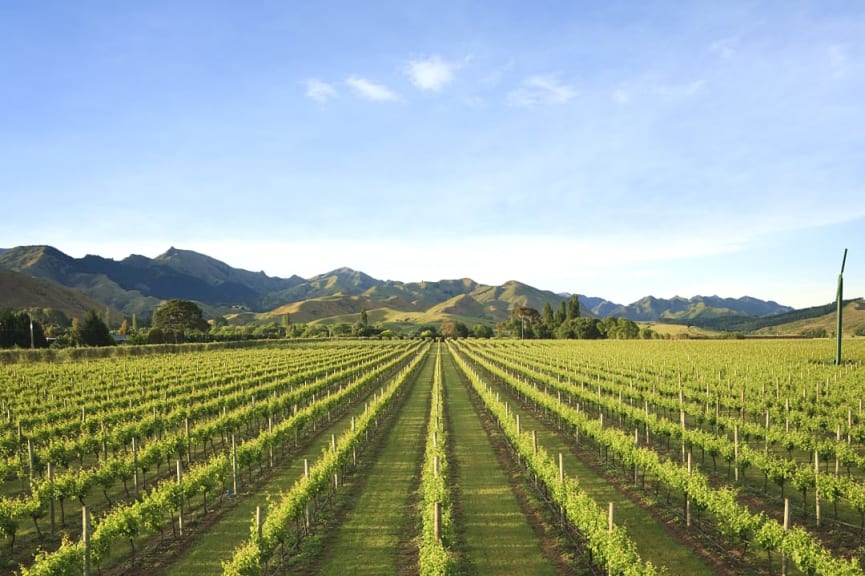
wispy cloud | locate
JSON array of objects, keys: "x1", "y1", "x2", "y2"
[
  {"x1": 655, "y1": 79, "x2": 706, "y2": 98},
  {"x1": 828, "y1": 44, "x2": 848, "y2": 78},
  {"x1": 710, "y1": 37, "x2": 738, "y2": 59},
  {"x1": 612, "y1": 86, "x2": 631, "y2": 104},
  {"x1": 345, "y1": 76, "x2": 399, "y2": 101},
  {"x1": 404, "y1": 55, "x2": 456, "y2": 91},
  {"x1": 305, "y1": 79, "x2": 337, "y2": 102},
  {"x1": 507, "y1": 75, "x2": 577, "y2": 107}
]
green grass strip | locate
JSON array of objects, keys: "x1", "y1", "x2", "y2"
[
  {"x1": 314, "y1": 348, "x2": 434, "y2": 575},
  {"x1": 443, "y1": 347, "x2": 559, "y2": 576}
]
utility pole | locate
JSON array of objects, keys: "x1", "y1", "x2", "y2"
[{"x1": 835, "y1": 248, "x2": 848, "y2": 365}]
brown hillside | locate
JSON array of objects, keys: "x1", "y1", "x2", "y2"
[
  {"x1": 754, "y1": 299, "x2": 865, "y2": 337},
  {"x1": 0, "y1": 267, "x2": 121, "y2": 320},
  {"x1": 270, "y1": 295, "x2": 391, "y2": 323},
  {"x1": 427, "y1": 294, "x2": 487, "y2": 317}
]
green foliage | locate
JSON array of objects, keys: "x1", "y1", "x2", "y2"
[
  {"x1": 504, "y1": 306, "x2": 542, "y2": 338},
  {"x1": 471, "y1": 324, "x2": 494, "y2": 338},
  {"x1": 0, "y1": 309, "x2": 48, "y2": 348},
  {"x1": 418, "y1": 346, "x2": 457, "y2": 575},
  {"x1": 567, "y1": 294, "x2": 580, "y2": 320},
  {"x1": 454, "y1": 340, "x2": 865, "y2": 576},
  {"x1": 440, "y1": 320, "x2": 468, "y2": 339},
  {"x1": 19, "y1": 536, "x2": 84, "y2": 575},
  {"x1": 78, "y1": 310, "x2": 115, "y2": 347},
  {"x1": 451, "y1": 345, "x2": 659, "y2": 575},
  {"x1": 152, "y1": 300, "x2": 210, "y2": 343}
]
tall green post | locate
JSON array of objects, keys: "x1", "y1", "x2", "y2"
[{"x1": 835, "y1": 248, "x2": 848, "y2": 365}]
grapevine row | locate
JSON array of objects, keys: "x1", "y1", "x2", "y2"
[
  {"x1": 418, "y1": 343, "x2": 456, "y2": 575},
  {"x1": 221, "y1": 343, "x2": 430, "y2": 574},
  {"x1": 453, "y1": 341, "x2": 863, "y2": 576},
  {"x1": 449, "y1": 342, "x2": 660, "y2": 576},
  {"x1": 17, "y1": 343, "x2": 422, "y2": 575}
]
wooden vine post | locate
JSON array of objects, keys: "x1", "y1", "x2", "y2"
[
  {"x1": 304, "y1": 458, "x2": 311, "y2": 531},
  {"x1": 434, "y1": 502, "x2": 442, "y2": 542},
  {"x1": 47, "y1": 462, "x2": 55, "y2": 533},
  {"x1": 734, "y1": 424, "x2": 739, "y2": 482},
  {"x1": 132, "y1": 437, "x2": 139, "y2": 495},
  {"x1": 782, "y1": 498, "x2": 790, "y2": 576},
  {"x1": 559, "y1": 452, "x2": 564, "y2": 484},
  {"x1": 256, "y1": 505, "x2": 263, "y2": 541},
  {"x1": 185, "y1": 417, "x2": 191, "y2": 466},
  {"x1": 686, "y1": 451, "x2": 692, "y2": 528},
  {"x1": 268, "y1": 416, "x2": 274, "y2": 468},
  {"x1": 815, "y1": 449, "x2": 821, "y2": 527},
  {"x1": 231, "y1": 433, "x2": 238, "y2": 495},
  {"x1": 82, "y1": 506, "x2": 91, "y2": 576},
  {"x1": 176, "y1": 459, "x2": 184, "y2": 536},
  {"x1": 607, "y1": 502, "x2": 615, "y2": 576}
]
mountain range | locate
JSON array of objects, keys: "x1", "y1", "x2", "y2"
[{"x1": 0, "y1": 245, "x2": 795, "y2": 329}]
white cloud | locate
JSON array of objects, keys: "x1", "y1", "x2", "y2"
[
  {"x1": 710, "y1": 37, "x2": 738, "y2": 59},
  {"x1": 655, "y1": 79, "x2": 706, "y2": 98},
  {"x1": 404, "y1": 55, "x2": 455, "y2": 91},
  {"x1": 828, "y1": 44, "x2": 848, "y2": 78},
  {"x1": 305, "y1": 79, "x2": 337, "y2": 102},
  {"x1": 507, "y1": 75, "x2": 577, "y2": 107},
  {"x1": 345, "y1": 76, "x2": 399, "y2": 101},
  {"x1": 612, "y1": 87, "x2": 631, "y2": 104}
]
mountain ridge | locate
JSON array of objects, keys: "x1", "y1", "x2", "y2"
[{"x1": 0, "y1": 245, "x2": 794, "y2": 326}]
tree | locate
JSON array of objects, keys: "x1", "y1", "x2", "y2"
[
  {"x1": 507, "y1": 306, "x2": 542, "y2": 339},
  {"x1": 0, "y1": 310, "x2": 48, "y2": 348},
  {"x1": 567, "y1": 294, "x2": 580, "y2": 320},
  {"x1": 555, "y1": 302, "x2": 567, "y2": 326},
  {"x1": 571, "y1": 318, "x2": 602, "y2": 339},
  {"x1": 353, "y1": 308, "x2": 371, "y2": 337},
  {"x1": 441, "y1": 320, "x2": 469, "y2": 339},
  {"x1": 152, "y1": 300, "x2": 210, "y2": 343},
  {"x1": 599, "y1": 317, "x2": 619, "y2": 338},
  {"x1": 332, "y1": 322, "x2": 353, "y2": 337},
  {"x1": 542, "y1": 302, "x2": 555, "y2": 329},
  {"x1": 472, "y1": 324, "x2": 494, "y2": 338},
  {"x1": 616, "y1": 317, "x2": 640, "y2": 339},
  {"x1": 78, "y1": 310, "x2": 115, "y2": 346}
]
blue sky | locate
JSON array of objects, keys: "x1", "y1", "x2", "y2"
[{"x1": 1, "y1": 1, "x2": 863, "y2": 308}]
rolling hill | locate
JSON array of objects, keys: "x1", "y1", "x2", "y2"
[
  {"x1": 0, "y1": 244, "x2": 796, "y2": 330},
  {"x1": 0, "y1": 267, "x2": 123, "y2": 320}
]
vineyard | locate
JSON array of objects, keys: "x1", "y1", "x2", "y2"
[{"x1": 2, "y1": 338, "x2": 865, "y2": 575}]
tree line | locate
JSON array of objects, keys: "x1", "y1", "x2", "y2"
[
  {"x1": 2, "y1": 294, "x2": 658, "y2": 350},
  {"x1": 496, "y1": 295, "x2": 653, "y2": 339}
]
